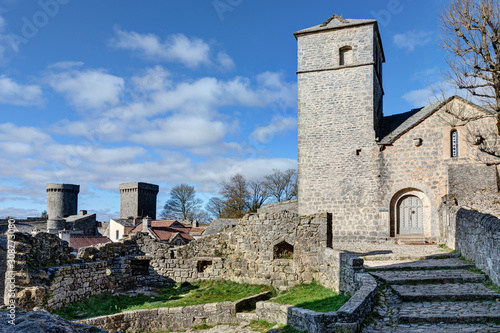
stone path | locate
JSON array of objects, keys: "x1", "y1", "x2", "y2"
[{"x1": 361, "y1": 249, "x2": 500, "y2": 332}]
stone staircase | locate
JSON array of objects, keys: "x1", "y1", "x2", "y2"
[
  {"x1": 395, "y1": 234, "x2": 428, "y2": 245},
  {"x1": 362, "y1": 253, "x2": 500, "y2": 332}
]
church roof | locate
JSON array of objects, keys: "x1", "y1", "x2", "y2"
[
  {"x1": 294, "y1": 14, "x2": 377, "y2": 36},
  {"x1": 379, "y1": 96, "x2": 496, "y2": 145}
]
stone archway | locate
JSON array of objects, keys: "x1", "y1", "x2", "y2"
[{"x1": 390, "y1": 188, "x2": 432, "y2": 237}]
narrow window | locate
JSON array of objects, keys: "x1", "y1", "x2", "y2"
[
  {"x1": 451, "y1": 130, "x2": 459, "y2": 158},
  {"x1": 116, "y1": 230, "x2": 119, "y2": 240},
  {"x1": 339, "y1": 46, "x2": 353, "y2": 66}
]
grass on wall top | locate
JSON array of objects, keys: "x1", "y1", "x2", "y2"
[
  {"x1": 272, "y1": 282, "x2": 350, "y2": 313},
  {"x1": 54, "y1": 280, "x2": 272, "y2": 320}
]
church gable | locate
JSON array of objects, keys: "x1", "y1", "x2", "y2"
[{"x1": 379, "y1": 96, "x2": 496, "y2": 149}]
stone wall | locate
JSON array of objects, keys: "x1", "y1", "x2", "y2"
[
  {"x1": 441, "y1": 204, "x2": 500, "y2": 285},
  {"x1": 203, "y1": 218, "x2": 239, "y2": 236},
  {"x1": 256, "y1": 267, "x2": 377, "y2": 333},
  {"x1": 0, "y1": 245, "x2": 5, "y2": 306},
  {"x1": 78, "y1": 292, "x2": 271, "y2": 332},
  {"x1": 257, "y1": 199, "x2": 298, "y2": 214},
  {"x1": 448, "y1": 164, "x2": 500, "y2": 216},
  {"x1": 63, "y1": 214, "x2": 97, "y2": 236},
  {"x1": 297, "y1": 22, "x2": 385, "y2": 241},
  {"x1": 10, "y1": 211, "x2": 351, "y2": 312}
]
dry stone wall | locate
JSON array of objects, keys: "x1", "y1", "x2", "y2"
[
  {"x1": 77, "y1": 292, "x2": 270, "y2": 332},
  {"x1": 9, "y1": 211, "x2": 348, "y2": 312},
  {"x1": 256, "y1": 270, "x2": 377, "y2": 333},
  {"x1": 441, "y1": 204, "x2": 500, "y2": 285},
  {"x1": 203, "y1": 218, "x2": 239, "y2": 236},
  {"x1": 257, "y1": 199, "x2": 298, "y2": 214}
]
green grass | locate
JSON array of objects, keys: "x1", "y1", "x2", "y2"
[
  {"x1": 272, "y1": 282, "x2": 350, "y2": 313},
  {"x1": 248, "y1": 320, "x2": 277, "y2": 333},
  {"x1": 54, "y1": 280, "x2": 272, "y2": 320}
]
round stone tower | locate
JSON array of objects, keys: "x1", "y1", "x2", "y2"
[{"x1": 46, "y1": 183, "x2": 80, "y2": 219}]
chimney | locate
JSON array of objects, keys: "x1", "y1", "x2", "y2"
[
  {"x1": 192, "y1": 220, "x2": 199, "y2": 228},
  {"x1": 142, "y1": 216, "x2": 152, "y2": 233},
  {"x1": 58, "y1": 230, "x2": 71, "y2": 245},
  {"x1": 79, "y1": 210, "x2": 87, "y2": 216}
]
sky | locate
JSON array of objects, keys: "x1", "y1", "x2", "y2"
[{"x1": 0, "y1": 0, "x2": 451, "y2": 220}]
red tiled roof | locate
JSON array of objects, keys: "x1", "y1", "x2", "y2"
[
  {"x1": 70, "y1": 236, "x2": 111, "y2": 251},
  {"x1": 185, "y1": 227, "x2": 205, "y2": 234},
  {"x1": 128, "y1": 220, "x2": 197, "y2": 241}
]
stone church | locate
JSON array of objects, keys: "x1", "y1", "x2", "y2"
[{"x1": 295, "y1": 14, "x2": 499, "y2": 243}]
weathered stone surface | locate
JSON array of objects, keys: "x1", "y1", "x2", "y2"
[
  {"x1": 0, "y1": 309, "x2": 106, "y2": 333},
  {"x1": 441, "y1": 205, "x2": 500, "y2": 286}
]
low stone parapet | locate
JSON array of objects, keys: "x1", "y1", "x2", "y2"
[
  {"x1": 77, "y1": 291, "x2": 271, "y2": 332},
  {"x1": 255, "y1": 272, "x2": 377, "y2": 333}
]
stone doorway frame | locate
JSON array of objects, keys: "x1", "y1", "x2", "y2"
[{"x1": 389, "y1": 188, "x2": 432, "y2": 237}]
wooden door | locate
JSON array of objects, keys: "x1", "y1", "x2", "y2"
[{"x1": 397, "y1": 195, "x2": 423, "y2": 234}]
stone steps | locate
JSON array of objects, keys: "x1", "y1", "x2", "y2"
[
  {"x1": 399, "y1": 300, "x2": 500, "y2": 324},
  {"x1": 360, "y1": 251, "x2": 460, "y2": 262},
  {"x1": 396, "y1": 234, "x2": 428, "y2": 245},
  {"x1": 365, "y1": 258, "x2": 474, "y2": 271},
  {"x1": 392, "y1": 283, "x2": 500, "y2": 302},
  {"x1": 363, "y1": 256, "x2": 500, "y2": 331},
  {"x1": 370, "y1": 269, "x2": 486, "y2": 285}
]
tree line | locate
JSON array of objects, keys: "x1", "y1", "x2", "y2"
[{"x1": 160, "y1": 169, "x2": 297, "y2": 222}]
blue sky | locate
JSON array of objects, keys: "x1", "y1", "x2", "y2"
[{"x1": 0, "y1": 0, "x2": 450, "y2": 220}]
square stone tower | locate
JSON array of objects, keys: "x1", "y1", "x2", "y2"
[
  {"x1": 119, "y1": 182, "x2": 159, "y2": 220},
  {"x1": 295, "y1": 14, "x2": 386, "y2": 241}
]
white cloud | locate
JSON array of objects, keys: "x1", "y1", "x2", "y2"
[
  {"x1": 47, "y1": 68, "x2": 124, "y2": 110},
  {"x1": 0, "y1": 76, "x2": 43, "y2": 106},
  {"x1": 217, "y1": 51, "x2": 235, "y2": 70},
  {"x1": 130, "y1": 115, "x2": 226, "y2": 148},
  {"x1": 393, "y1": 30, "x2": 433, "y2": 52},
  {"x1": 47, "y1": 61, "x2": 84, "y2": 70},
  {"x1": 111, "y1": 29, "x2": 214, "y2": 68},
  {"x1": 402, "y1": 87, "x2": 434, "y2": 107},
  {"x1": 0, "y1": 123, "x2": 51, "y2": 144},
  {"x1": 0, "y1": 207, "x2": 42, "y2": 219},
  {"x1": 251, "y1": 116, "x2": 297, "y2": 144}
]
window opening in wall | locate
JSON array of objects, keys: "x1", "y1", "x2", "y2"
[
  {"x1": 116, "y1": 230, "x2": 119, "y2": 240},
  {"x1": 130, "y1": 259, "x2": 150, "y2": 276},
  {"x1": 356, "y1": 149, "x2": 362, "y2": 156},
  {"x1": 175, "y1": 239, "x2": 182, "y2": 246},
  {"x1": 197, "y1": 260, "x2": 212, "y2": 273},
  {"x1": 451, "y1": 130, "x2": 459, "y2": 158},
  {"x1": 273, "y1": 241, "x2": 294, "y2": 259},
  {"x1": 339, "y1": 46, "x2": 353, "y2": 66}
]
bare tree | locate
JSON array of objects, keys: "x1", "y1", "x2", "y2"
[
  {"x1": 247, "y1": 180, "x2": 269, "y2": 213},
  {"x1": 161, "y1": 184, "x2": 203, "y2": 220},
  {"x1": 205, "y1": 197, "x2": 225, "y2": 219},
  {"x1": 263, "y1": 169, "x2": 298, "y2": 203},
  {"x1": 439, "y1": 0, "x2": 500, "y2": 124},
  {"x1": 219, "y1": 173, "x2": 250, "y2": 218},
  {"x1": 435, "y1": 0, "x2": 500, "y2": 161}
]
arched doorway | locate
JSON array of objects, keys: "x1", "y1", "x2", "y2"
[
  {"x1": 389, "y1": 188, "x2": 431, "y2": 237},
  {"x1": 397, "y1": 195, "x2": 423, "y2": 234}
]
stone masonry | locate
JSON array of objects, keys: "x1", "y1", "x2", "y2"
[
  {"x1": 46, "y1": 183, "x2": 79, "y2": 219},
  {"x1": 296, "y1": 15, "x2": 500, "y2": 243},
  {"x1": 296, "y1": 18, "x2": 385, "y2": 240},
  {"x1": 119, "y1": 182, "x2": 159, "y2": 220}
]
